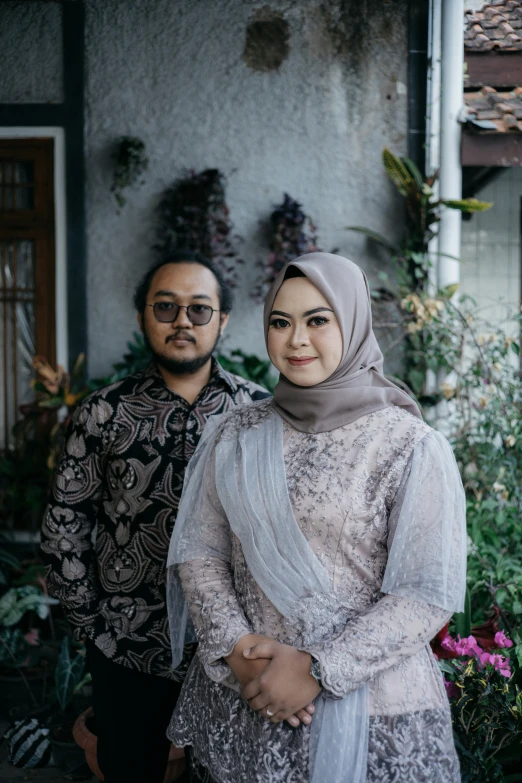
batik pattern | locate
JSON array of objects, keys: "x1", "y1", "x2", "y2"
[{"x1": 41, "y1": 361, "x2": 269, "y2": 677}]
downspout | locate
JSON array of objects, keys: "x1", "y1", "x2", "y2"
[
  {"x1": 426, "y1": 0, "x2": 442, "y2": 283},
  {"x1": 438, "y1": 0, "x2": 464, "y2": 290},
  {"x1": 425, "y1": 0, "x2": 442, "y2": 396},
  {"x1": 408, "y1": 0, "x2": 429, "y2": 171}
]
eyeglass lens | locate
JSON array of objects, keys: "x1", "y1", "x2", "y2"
[{"x1": 153, "y1": 302, "x2": 213, "y2": 325}]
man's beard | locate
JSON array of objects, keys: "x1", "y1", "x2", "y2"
[{"x1": 143, "y1": 326, "x2": 222, "y2": 376}]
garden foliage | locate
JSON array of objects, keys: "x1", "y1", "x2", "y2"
[{"x1": 353, "y1": 148, "x2": 522, "y2": 780}]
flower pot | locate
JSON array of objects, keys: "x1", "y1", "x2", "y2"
[
  {"x1": 73, "y1": 708, "x2": 103, "y2": 780},
  {"x1": 73, "y1": 707, "x2": 186, "y2": 782},
  {"x1": 51, "y1": 722, "x2": 91, "y2": 775},
  {"x1": 0, "y1": 671, "x2": 47, "y2": 717}
]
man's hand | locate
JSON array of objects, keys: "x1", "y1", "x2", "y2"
[
  {"x1": 226, "y1": 635, "x2": 316, "y2": 728},
  {"x1": 242, "y1": 641, "x2": 321, "y2": 725}
]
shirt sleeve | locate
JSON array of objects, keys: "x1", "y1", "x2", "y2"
[
  {"x1": 177, "y1": 444, "x2": 253, "y2": 683},
  {"x1": 40, "y1": 398, "x2": 107, "y2": 641},
  {"x1": 304, "y1": 429, "x2": 466, "y2": 698}
]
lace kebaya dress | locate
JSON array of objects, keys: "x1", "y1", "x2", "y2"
[{"x1": 167, "y1": 399, "x2": 465, "y2": 782}]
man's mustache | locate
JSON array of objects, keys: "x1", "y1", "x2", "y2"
[{"x1": 166, "y1": 331, "x2": 196, "y2": 344}]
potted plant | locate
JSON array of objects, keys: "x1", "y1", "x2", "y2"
[
  {"x1": 46, "y1": 636, "x2": 92, "y2": 775},
  {"x1": 0, "y1": 550, "x2": 58, "y2": 717}
]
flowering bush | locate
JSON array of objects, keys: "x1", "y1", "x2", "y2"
[
  {"x1": 353, "y1": 147, "x2": 521, "y2": 779},
  {"x1": 432, "y1": 626, "x2": 521, "y2": 781}
]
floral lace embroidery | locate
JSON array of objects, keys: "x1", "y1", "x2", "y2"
[{"x1": 171, "y1": 405, "x2": 463, "y2": 779}]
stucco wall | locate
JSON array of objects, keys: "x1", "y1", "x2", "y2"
[
  {"x1": 0, "y1": 1, "x2": 63, "y2": 103},
  {"x1": 461, "y1": 169, "x2": 522, "y2": 338},
  {"x1": 84, "y1": 0, "x2": 409, "y2": 375}
]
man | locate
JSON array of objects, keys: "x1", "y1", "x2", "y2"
[{"x1": 41, "y1": 253, "x2": 269, "y2": 783}]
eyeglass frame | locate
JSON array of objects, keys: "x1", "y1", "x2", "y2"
[{"x1": 145, "y1": 302, "x2": 221, "y2": 325}]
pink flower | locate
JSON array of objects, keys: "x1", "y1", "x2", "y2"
[
  {"x1": 441, "y1": 635, "x2": 457, "y2": 653},
  {"x1": 494, "y1": 631, "x2": 513, "y2": 649},
  {"x1": 478, "y1": 652, "x2": 511, "y2": 677},
  {"x1": 443, "y1": 678, "x2": 459, "y2": 699},
  {"x1": 454, "y1": 635, "x2": 482, "y2": 657}
]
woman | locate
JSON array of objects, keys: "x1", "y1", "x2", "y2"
[{"x1": 166, "y1": 253, "x2": 466, "y2": 782}]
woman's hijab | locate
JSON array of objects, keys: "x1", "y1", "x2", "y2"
[{"x1": 264, "y1": 252, "x2": 422, "y2": 433}]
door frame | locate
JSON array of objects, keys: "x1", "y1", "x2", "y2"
[{"x1": 0, "y1": 128, "x2": 68, "y2": 370}]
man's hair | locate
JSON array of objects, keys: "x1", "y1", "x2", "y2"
[{"x1": 133, "y1": 251, "x2": 234, "y2": 315}]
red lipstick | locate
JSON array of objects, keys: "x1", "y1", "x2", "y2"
[{"x1": 287, "y1": 356, "x2": 317, "y2": 367}]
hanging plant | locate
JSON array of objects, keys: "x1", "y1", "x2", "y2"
[
  {"x1": 251, "y1": 194, "x2": 320, "y2": 301},
  {"x1": 154, "y1": 168, "x2": 243, "y2": 289},
  {"x1": 111, "y1": 136, "x2": 149, "y2": 208},
  {"x1": 265, "y1": 193, "x2": 319, "y2": 283}
]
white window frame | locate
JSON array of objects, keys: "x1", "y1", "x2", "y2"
[{"x1": 0, "y1": 127, "x2": 68, "y2": 369}]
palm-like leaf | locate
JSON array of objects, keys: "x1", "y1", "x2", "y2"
[
  {"x1": 70, "y1": 353, "x2": 86, "y2": 390},
  {"x1": 439, "y1": 198, "x2": 492, "y2": 213},
  {"x1": 401, "y1": 157, "x2": 425, "y2": 192},
  {"x1": 382, "y1": 148, "x2": 414, "y2": 196},
  {"x1": 346, "y1": 226, "x2": 399, "y2": 254}
]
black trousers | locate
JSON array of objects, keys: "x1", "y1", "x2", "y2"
[{"x1": 87, "y1": 643, "x2": 181, "y2": 783}]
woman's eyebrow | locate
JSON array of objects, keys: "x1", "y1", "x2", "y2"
[
  {"x1": 303, "y1": 307, "x2": 334, "y2": 317},
  {"x1": 270, "y1": 309, "x2": 292, "y2": 318}
]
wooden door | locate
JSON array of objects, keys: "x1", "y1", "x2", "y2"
[{"x1": 0, "y1": 139, "x2": 56, "y2": 450}]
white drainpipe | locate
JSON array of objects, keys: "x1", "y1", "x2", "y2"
[{"x1": 438, "y1": 0, "x2": 464, "y2": 290}]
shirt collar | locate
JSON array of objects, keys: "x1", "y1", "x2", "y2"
[{"x1": 143, "y1": 357, "x2": 237, "y2": 396}]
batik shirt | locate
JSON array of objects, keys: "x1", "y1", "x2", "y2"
[{"x1": 41, "y1": 360, "x2": 269, "y2": 678}]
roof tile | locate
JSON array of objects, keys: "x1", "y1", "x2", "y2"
[
  {"x1": 465, "y1": 2, "x2": 522, "y2": 50},
  {"x1": 464, "y1": 86, "x2": 522, "y2": 132}
]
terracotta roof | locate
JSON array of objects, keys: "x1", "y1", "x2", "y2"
[
  {"x1": 464, "y1": 86, "x2": 522, "y2": 131},
  {"x1": 465, "y1": 1, "x2": 522, "y2": 51}
]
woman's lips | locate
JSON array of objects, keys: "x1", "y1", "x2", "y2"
[{"x1": 287, "y1": 357, "x2": 317, "y2": 366}]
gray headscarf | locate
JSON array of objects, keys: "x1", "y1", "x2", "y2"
[{"x1": 264, "y1": 252, "x2": 421, "y2": 433}]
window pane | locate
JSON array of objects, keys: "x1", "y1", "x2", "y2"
[
  {"x1": 14, "y1": 162, "x2": 34, "y2": 185},
  {"x1": 16, "y1": 240, "x2": 35, "y2": 289},
  {"x1": 0, "y1": 161, "x2": 35, "y2": 210},
  {"x1": 0, "y1": 239, "x2": 36, "y2": 450},
  {"x1": 14, "y1": 186, "x2": 34, "y2": 210}
]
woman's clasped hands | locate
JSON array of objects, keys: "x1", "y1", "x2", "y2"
[{"x1": 226, "y1": 634, "x2": 321, "y2": 728}]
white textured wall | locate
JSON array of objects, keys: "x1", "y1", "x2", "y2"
[
  {"x1": 85, "y1": 0, "x2": 409, "y2": 375},
  {"x1": 0, "y1": 1, "x2": 63, "y2": 103},
  {"x1": 461, "y1": 169, "x2": 522, "y2": 336},
  {"x1": 464, "y1": 1, "x2": 486, "y2": 12}
]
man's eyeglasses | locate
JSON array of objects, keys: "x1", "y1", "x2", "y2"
[{"x1": 146, "y1": 302, "x2": 220, "y2": 325}]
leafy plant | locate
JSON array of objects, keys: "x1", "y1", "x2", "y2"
[
  {"x1": 111, "y1": 136, "x2": 149, "y2": 208},
  {"x1": 0, "y1": 543, "x2": 21, "y2": 586},
  {"x1": 434, "y1": 628, "x2": 522, "y2": 781},
  {"x1": 218, "y1": 350, "x2": 277, "y2": 393},
  {"x1": 0, "y1": 586, "x2": 58, "y2": 627},
  {"x1": 253, "y1": 194, "x2": 320, "y2": 301},
  {"x1": 53, "y1": 637, "x2": 86, "y2": 712},
  {"x1": 89, "y1": 331, "x2": 152, "y2": 389},
  {"x1": 265, "y1": 193, "x2": 320, "y2": 282},
  {"x1": 348, "y1": 148, "x2": 492, "y2": 293},
  {"x1": 155, "y1": 168, "x2": 243, "y2": 289},
  {"x1": 0, "y1": 627, "x2": 38, "y2": 668}
]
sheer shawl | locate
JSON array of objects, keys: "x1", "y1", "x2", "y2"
[{"x1": 167, "y1": 406, "x2": 466, "y2": 783}]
